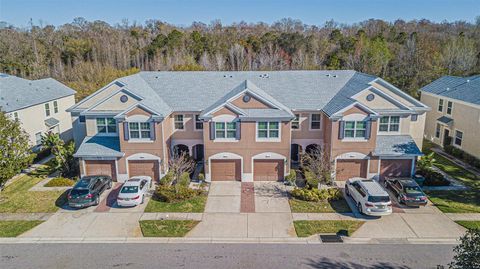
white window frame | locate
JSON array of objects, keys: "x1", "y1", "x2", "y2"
[
  {"x1": 194, "y1": 114, "x2": 203, "y2": 131},
  {"x1": 13, "y1": 112, "x2": 18, "y2": 121},
  {"x1": 256, "y1": 121, "x2": 281, "y2": 142},
  {"x1": 309, "y1": 113, "x2": 322, "y2": 130},
  {"x1": 438, "y1": 99, "x2": 444, "y2": 112},
  {"x1": 96, "y1": 117, "x2": 117, "y2": 135},
  {"x1": 35, "y1": 132, "x2": 42, "y2": 146},
  {"x1": 378, "y1": 116, "x2": 400, "y2": 133},
  {"x1": 214, "y1": 121, "x2": 237, "y2": 141},
  {"x1": 454, "y1": 129, "x2": 463, "y2": 147},
  {"x1": 53, "y1": 101, "x2": 58, "y2": 114},
  {"x1": 343, "y1": 120, "x2": 367, "y2": 139},
  {"x1": 45, "y1": 103, "x2": 50, "y2": 117},
  {"x1": 128, "y1": 121, "x2": 151, "y2": 140},
  {"x1": 446, "y1": 101, "x2": 453, "y2": 115},
  {"x1": 291, "y1": 114, "x2": 300, "y2": 131},
  {"x1": 174, "y1": 114, "x2": 185, "y2": 130}
]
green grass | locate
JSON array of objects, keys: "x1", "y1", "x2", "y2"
[
  {"x1": 44, "y1": 177, "x2": 76, "y2": 187},
  {"x1": 289, "y1": 198, "x2": 352, "y2": 213},
  {"x1": 0, "y1": 220, "x2": 44, "y2": 237},
  {"x1": 0, "y1": 165, "x2": 67, "y2": 213},
  {"x1": 422, "y1": 140, "x2": 480, "y2": 213},
  {"x1": 293, "y1": 220, "x2": 365, "y2": 237},
  {"x1": 144, "y1": 195, "x2": 207, "y2": 213},
  {"x1": 455, "y1": 221, "x2": 480, "y2": 230},
  {"x1": 139, "y1": 220, "x2": 199, "y2": 237}
]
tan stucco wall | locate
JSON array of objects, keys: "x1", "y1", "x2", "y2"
[
  {"x1": 230, "y1": 93, "x2": 271, "y2": 109},
  {"x1": 421, "y1": 92, "x2": 480, "y2": 158},
  {"x1": 291, "y1": 112, "x2": 324, "y2": 139},
  {"x1": 354, "y1": 89, "x2": 399, "y2": 109},
  {"x1": 74, "y1": 83, "x2": 122, "y2": 110},
  {"x1": 169, "y1": 113, "x2": 203, "y2": 140},
  {"x1": 370, "y1": 82, "x2": 418, "y2": 108},
  {"x1": 90, "y1": 90, "x2": 138, "y2": 111},
  {"x1": 10, "y1": 95, "x2": 75, "y2": 146}
]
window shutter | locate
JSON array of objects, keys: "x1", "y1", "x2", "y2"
[
  {"x1": 365, "y1": 120, "x2": 372, "y2": 139},
  {"x1": 235, "y1": 121, "x2": 241, "y2": 140},
  {"x1": 209, "y1": 121, "x2": 215, "y2": 140},
  {"x1": 150, "y1": 121, "x2": 156, "y2": 140},
  {"x1": 123, "y1": 122, "x2": 129, "y2": 141},
  {"x1": 338, "y1": 121, "x2": 345, "y2": 139}
]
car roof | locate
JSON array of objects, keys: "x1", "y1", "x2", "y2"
[
  {"x1": 397, "y1": 179, "x2": 418, "y2": 186},
  {"x1": 74, "y1": 176, "x2": 98, "y2": 188},
  {"x1": 357, "y1": 179, "x2": 389, "y2": 196}
]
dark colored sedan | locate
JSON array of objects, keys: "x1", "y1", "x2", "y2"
[
  {"x1": 384, "y1": 178, "x2": 428, "y2": 207},
  {"x1": 67, "y1": 175, "x2": 112, "y2": 208}
]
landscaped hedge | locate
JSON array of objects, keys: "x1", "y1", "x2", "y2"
[
  {"x1": 417, "y1": 170, "x2": 450, "y2": 186},
  {"x1": 44, "y1": 177, "x2": 76, "y2": 187},
  {"x1": 444, "y1": 145, "x2": 480, "y2": 169},
  {"x1": 290, "y1": 187, "x2": 343, "y2": 202},
  {"x1": 153, "y1": 185, "x2": 204, "y2": 203}
]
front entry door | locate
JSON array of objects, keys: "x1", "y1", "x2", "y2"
[{"x1": 443, "y1": 129, "x2": 450, "y2": 147}]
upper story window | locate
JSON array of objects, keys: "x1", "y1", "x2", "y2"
[
  {"x1": 454, "y1": 130, "x2": 463, "y2": 147},
  {"x1": 446, "y1": 101, "x2": 453, "y2": 115},
  {"x1": 174, "y1": 115, "x2": 184, "y2": 130},
  {"x1": 129, "y1": 122, "x2": 151, "y2": 139},
  {"x1": 438, "y1": 99, "x2": 444, "y2": 112},
  {"x1": 215, "y1": 122, "x2": 236, "y2": 139},
  {"x1": 195, "y1": 115, "x2": 203, "y2": 130},
  {"x1": 53, "y1": 101, "x2": 58, "y2": 114},
  {"x1": 292, "y1": 114, "x2": 300, "y2": 130},
  {"x1": 257, "y1": 121, "x2": 280, "y2": 139},
  {"x1": 435, "y1": 123, "x2": 441, "y2": 138},
  {"x1": 97, "y1": 118, "x2": 117, "y2": 134},
  {"x1": 379, "y1": 116, "x2": 400, "y2": 132},
  {"x1": 344, "y1": 121, "x2": 366, "y2": 138},
  {"x1": 310, "y1": 114, "x2": 321, "y2": 130},
  {"x1": 13, "y1": 112, "x2": 18, "y2": 121},
  {"x1": 45, "y1": 103, "x2": 50, "y2": 117}
]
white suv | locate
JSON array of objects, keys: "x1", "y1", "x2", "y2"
[{"x1": 345, "y1": 177, "x2": 392, "y2": 216}]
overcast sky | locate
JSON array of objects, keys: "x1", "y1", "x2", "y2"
[{"x1": 0, "y1": 0, "x2": 478, "y2": 27}]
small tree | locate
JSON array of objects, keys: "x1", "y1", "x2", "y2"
[
  {"x1": 417, "y1": 152, "x2": 435, "y2": 173},
  {"x1": 301, "y1": 146, "x2": 333, "y2": 188},
  {"x1": 168, "y1": 151, "x2": 194, "y2": 192},
  {"x1": 449, "y1": 228, "x2": 480, "y2": 269},
  {"x1": 0, "y1": 111, "x2": 34, "y2": 188},
  {"x1": 41, "y1": 132, "x2": 77, "y2": 177}
]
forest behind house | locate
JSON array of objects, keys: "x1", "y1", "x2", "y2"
[{"x1": 1, "y1": 17, "x2": 479, "y2": 101}]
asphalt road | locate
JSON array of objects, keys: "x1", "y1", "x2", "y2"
[{"x1": 0, "y1": 243, "x2": 454, "y2": 269}]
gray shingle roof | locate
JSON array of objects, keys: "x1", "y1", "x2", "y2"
[
  {"x1": 44, "y1": 117, "x2": 60, "y2": 127},
  {"x1": 437, "y1": 116, "x2": 453, "y2": 125},
  {"x1": 373, "y1": 135, "x2": 423, "y2": 157},
  {"x1": 240, "y1": 108, "x2": 294, "y2": 120},
  {"x1": 420, "y1": 75, "x2": 480, "y2": 105},
  {"x1": 73, "y1": 136, "x2": 123, "y2": 158},
  {"x1": 0, "y1": 74, "x2": 76, "y2": 113}
]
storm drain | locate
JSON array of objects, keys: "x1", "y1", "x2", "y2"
[{"x1": 319, "y1": 234, "x2": 343, "y2": 243}]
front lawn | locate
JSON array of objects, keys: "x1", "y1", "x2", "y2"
[
  {"x1": 422, "y1": 140, "x2": 480, "y2": 213},
  {"x1": 0, "y1": 220, "x2": 44, "y2": 237},
  {"x1": 289, "y1": 198, "x2": 351, "y2": 213},
  {"x1": 0, "y1": 166, "x2": 67, "y2": 213},
  {"x1": 144, "y1": 195, "x2": 207, "y2": 213},
  {"x1": 455, "y1": 221, "x2": 480, "y2": 230},
  {"x1": 139, "y1": 220, "x2": 199, "y2": 237},
  {"x1": 293, "y1": 220, "x2": 364, "y2": 237}
]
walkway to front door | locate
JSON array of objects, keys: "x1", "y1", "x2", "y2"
[{"x1": 187, "y1": 181, "x2": 296, "y2": 238}]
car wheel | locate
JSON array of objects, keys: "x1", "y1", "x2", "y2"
[
  {"x1": 397, "y1": 195, "x2": 403, "y2": 204},
  {"x1": 345, "y1": 186, "x2": 350, "y2": 196},
  {"x1": 357, "y1": 203, "x2": 363, "y2": 214},
  {"x1": 94, "y1": 195, "x2": 100, "y2": 206},
  {"x1": 107, "y1": 181, "x2": 112, "y2": 189}
]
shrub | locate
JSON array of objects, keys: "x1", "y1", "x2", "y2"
[
  {"x1": 290, "y1": 187, "x2": 343, "y2": 202},
  {"x1": 198, "y1": 173, "x2": 205, "y2": 181},
  {"x1": 444, "y1": 145, "x2": 480, "y2": 169},
  {"x1": 421, "y1": 170, "x2": 450, "y2": 186},
  {"x1": 44, "y1": 177, "x2": 76, "y2": 187},
  {"x1": 304, "y1": 170, "x2": 319, "y2": 189},
  {"x1": 153, "y1": 185, "x2": 203, "y2": 203},
  {"x1": 159, "y1": 172, "x2": 174, "y2": 186},
  {"x1": 177, "y1": 172, "x2": 190, "y2": 188},
  {"x1": 449, "y1": 229, "x2": 480, "y2": 269},
  {"x1": 285, "y1": 169, "x2": 297, "y2": 186}
]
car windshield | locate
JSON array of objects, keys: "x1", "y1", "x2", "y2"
[
  {"x1": 121, "y1": 186, "x2": 138, "y2": 194},
  {"x1": 70, "y1": 189, "x2": 89, "y2": 196},
  {"x1": 405, "y1": 186, "x2": 423, "y2": 195},
  {"x1": 368, "y1": 196, "x2": 390, "y2": 203}
]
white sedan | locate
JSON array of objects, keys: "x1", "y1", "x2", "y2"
[{"x1": 117, "y1": 176, "x2": 152, "y2": 207}]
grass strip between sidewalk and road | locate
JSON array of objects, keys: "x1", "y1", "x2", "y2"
[
  {"x1": 144, "y1": 195, "x2": 207, "y2": 213},
  {"x1": 293, "y1": 220, "x2": 365, "y2": 238},
  {"x1": 289, "y1": 198, "x2": 352, "y2": 213},
  {"x1": 455, "y1": 221, "x2": 480, "y2": 230},
  {"x1": 139, "y1": 220, "x2": 200, "y2": 237},
  {"x1": 0, "y1": 220, "x2": 44, "y2": 237}
]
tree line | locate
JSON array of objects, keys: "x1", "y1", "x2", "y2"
[{"x1": 0, "y1": 17, "x2": 479, "y2": 100}]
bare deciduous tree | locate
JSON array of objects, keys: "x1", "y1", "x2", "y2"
[{"x1": 300, "y1": 146, "x2": 333, "y2": 187}]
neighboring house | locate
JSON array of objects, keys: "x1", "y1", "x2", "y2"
[
  {"x1": 68, "y1": 71, "x2": 429, "y2": 183},
  {"x1": 420, "y1": 74, "x2": 480, "y2": 159},
  {"x1": 0, "y1": 73, "x2": 76, "y2": 150}
]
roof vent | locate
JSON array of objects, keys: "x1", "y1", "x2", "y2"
[
  {"x1": 326, "y1": 74, "x2": 331, "y2": 77},
  {"x1": 332, "y1": 75, "x2": 338, "y2": 78},
  {"x1": 466, "y1": 79, "x2": 470, "y2": 83},
  {"x1": 446, "y1": 87, "x2": 450, "y2": 91},
  {"x1": 155, "y1": 76, "x2": 159, "y2": 79}
]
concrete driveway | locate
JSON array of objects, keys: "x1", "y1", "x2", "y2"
[{"x1": 188, "y1": 181, "x2": 295, "y2": 238}]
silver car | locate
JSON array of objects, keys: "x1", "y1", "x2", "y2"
[{"x1": 116, "y1": 176, "x2": 152, "y2": 207}]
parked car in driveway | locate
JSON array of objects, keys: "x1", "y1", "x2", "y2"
[
  {"x1": 67, "y1": 175, "x2": 112, "y2": 208},
  {"x1": 345, "y1": 178, "x2": 392, "y2": 216},
  {"x1": 384, "y1": 178, "x2": 428, "y2": 207},
  {"x1": 117, "y1": 176, "x2": 152, "y2": 207}
]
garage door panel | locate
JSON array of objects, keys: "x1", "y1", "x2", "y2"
[
  {"x1": 211, "y1": 160, "x2": 241, "y2": 181},
  {"x1": 380, "y1": 159, "x2": 412, "y2": 180},
  {"x1": 128, "y1": 160, "x2": 160, "y2": 181},
  {"x1": 335, "y1": 159, "x2": 367, "y2": 181},
  {"x1": 85, "y1": 160, "x2": 116, "y2": 181},
  {"x1": 254, "y1": 160, "x2": 284, "y2": 181}
]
